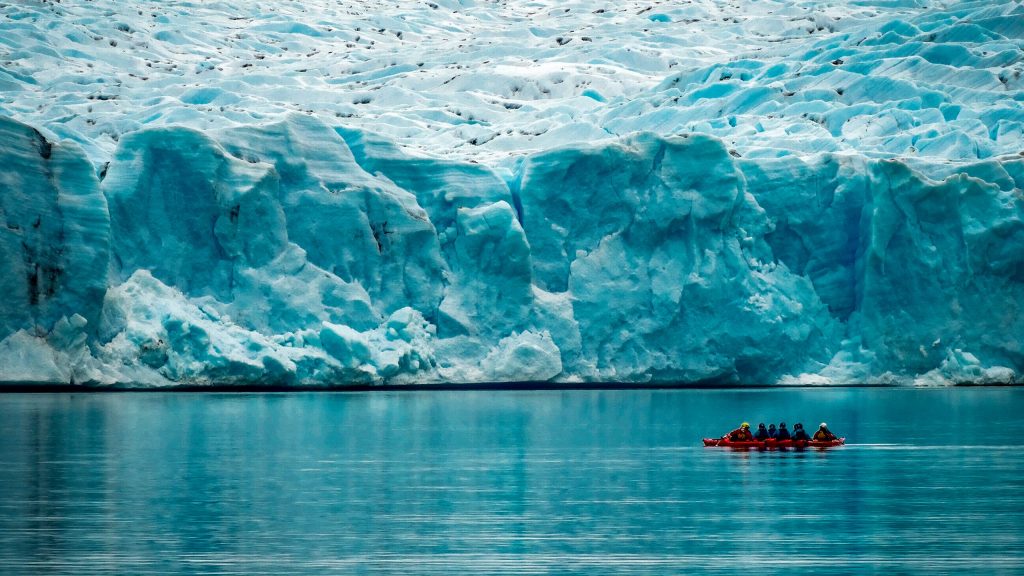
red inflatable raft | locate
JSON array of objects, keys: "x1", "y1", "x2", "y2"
[{"x1": 702, "y1": 437, "x2": 845, "y2": 449}]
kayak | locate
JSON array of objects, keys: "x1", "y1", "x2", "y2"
[
  {"x1": 702, "y1": 437, "x2": 845, "y2": 449},
  {"x1": 702, "y1": 438, "x2": 844, "y2": 448}
]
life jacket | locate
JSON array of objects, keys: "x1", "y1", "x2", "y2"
[
  {"x1": 767, "y1": 428, "x2": 778, "y2": 439},
  {"x1": 792, "y1": 429, "x2": 810, "y2": 441},
  {"x1": 754, "y1": 428, "x2": 770, "y2": 440},
  {"x1": 813, "y1": 429, "x2": 836, "y2": 441},
  {"x1": 728, "y1": 428, "x2": 753, "y2": 441},
  {"x1": 776, "y1": 428, "x2": 790, "y2": 440}
]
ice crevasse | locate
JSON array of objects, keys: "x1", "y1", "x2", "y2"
[{"x1": 2, "y1": 112, "x2": 1022, "y2": 386}]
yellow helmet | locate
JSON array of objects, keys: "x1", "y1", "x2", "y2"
[{"x1": 741, "y1": 422, "x2": 750, "y2": 428}]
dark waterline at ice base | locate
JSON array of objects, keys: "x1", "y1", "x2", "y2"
[{"x1": 1, "y1": 388, "x2": 1022, "y2": 574}]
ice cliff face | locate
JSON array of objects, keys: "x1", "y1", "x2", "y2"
[{"x1": 1, "y1": 0, "x2": 1022, "y2": 386}]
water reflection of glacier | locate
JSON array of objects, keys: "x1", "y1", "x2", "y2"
[{"x1": 1, "y1": 388, "x2": 1021, "y2": 573}]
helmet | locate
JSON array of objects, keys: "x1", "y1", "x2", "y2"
[
  {"x1": 794, "y1": 423, "x2": 803, "y2": 429},
  {"x1": 820, "y1": 422, "x2": 827, "y2": 428},
  {"x1": 769, "y1": 423, "x2": 776, "y2": 429},
  {"x1": 741, "y1": 422, "x2": 750, "y2": 428},
  {"x1": 779, "y1": 422, "x2": 787, "y2": 427},
  {"x1": 758, "y1": 423, "x2": 766, "y2": 428}
]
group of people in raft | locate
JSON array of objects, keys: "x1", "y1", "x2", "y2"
[{"x1": 723, "y1": 422, "x2": 838, "y2": 442}]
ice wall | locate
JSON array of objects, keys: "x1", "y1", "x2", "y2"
[
  {"x1": 0, "y1": 117, "x2": 109, "y2": 383},
  {"x1": 2, "y1": 113, "x2": 1021, "y2": 386},
  {"x1": 744, "y1": 153, "x2": 1024, "y2": 384},
  {"x1": 1, "y1": 0, "x2": 1023, "y2": 386}
]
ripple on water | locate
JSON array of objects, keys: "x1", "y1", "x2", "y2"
[{"x1": 0, "y1": 388, "x2": 1022, "y2": 574}]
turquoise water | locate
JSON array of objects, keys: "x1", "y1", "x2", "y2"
[{"x1": 1, "y1": 388, "x2": 1022, "y2": 574}]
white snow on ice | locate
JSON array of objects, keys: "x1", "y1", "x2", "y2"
[{"x1": 3, "y1": 0, "x2": 1022, "y2": 166}]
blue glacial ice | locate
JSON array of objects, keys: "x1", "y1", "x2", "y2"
[{"x1": 0, "y1": 0, "x2": 1022, "y2": 386}]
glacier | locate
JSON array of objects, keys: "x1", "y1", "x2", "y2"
[{"x1": 0, "y1": 0, "x2": 1022, "y2": 386}]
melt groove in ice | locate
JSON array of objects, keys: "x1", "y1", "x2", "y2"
[{"x1": 0, "y1": 0, "x2": 1022, "y2": 386}]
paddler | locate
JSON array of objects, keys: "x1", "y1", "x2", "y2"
[
  {"x1": 791, "y1": 423, "x2": 810, "y2": 441},
  {"x1": 776, "y1": 422, "x2": 791, "y2": 440},
  {"x1": 754, "y1": 423, "x2": 770, "y2": 441},
  {"x1": 813, "y1": 423, "x2": 837, "y2": 441},
  {"x1": 725, "y1": 422, "x2": 754, "y2": 442},
  {"x1": 767, "y1": 423, "x2": 778, "y2": 439}
]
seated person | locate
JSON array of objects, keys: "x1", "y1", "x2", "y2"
[
  {"x1": 767, "y1": 423, "x2": 778, "y2": 439},
  {"x1": 813, "y1": 422, "x2": 837, "y2": 441},
  {"x1": 726, "y1": 422, "x2": 754, "y2": 441},
  {"x1": 791, "y1": 423, "x2": 811, "y2": 441},
  {"x1": 754, "y1": 423, "x2": 770, "y2": 441},
  {"x1": 775, "y1": 422, "x2": 791, "y2": 440}
]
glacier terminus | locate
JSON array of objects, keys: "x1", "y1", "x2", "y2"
[{"x1": 1, "y1": 0, "x2": 1023, "y2": 386}]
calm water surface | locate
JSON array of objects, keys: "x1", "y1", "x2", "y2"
[{"x1": 1, "y1": 388, "x2": 1022, "y2": 574}]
